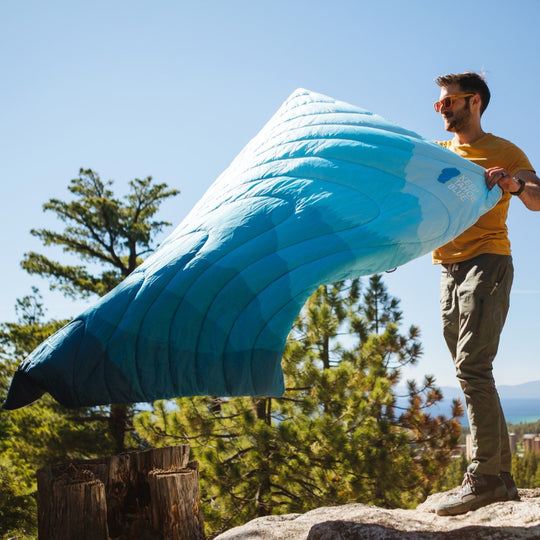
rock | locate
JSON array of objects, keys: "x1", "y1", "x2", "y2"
[{"x1": 213, "y1": 489, "x2": 540, "y2": 539}]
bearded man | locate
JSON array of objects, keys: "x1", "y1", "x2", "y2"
[{"x1": 431, "y1": 72, "x2": 540, "y2": 516}]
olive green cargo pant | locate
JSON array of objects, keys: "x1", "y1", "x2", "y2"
[{"x1": 440, "y1": 253, "x2": 513, "y2": 475}]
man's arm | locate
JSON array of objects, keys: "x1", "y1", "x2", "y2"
[{"x1": 485, "y1": 167, "x2": 540, "y2": 211}]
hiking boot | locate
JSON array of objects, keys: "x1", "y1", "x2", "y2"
[
  {"x1": 436, "y1": 470, "x2": 507, "y2": 516},
  {"x1": 500, "y1": 471, "x2": 520, "y2": 501}
]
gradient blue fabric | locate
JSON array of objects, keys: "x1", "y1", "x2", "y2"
[{"x1": 3, "y1": 89, "x2": 501, "y2": 409}]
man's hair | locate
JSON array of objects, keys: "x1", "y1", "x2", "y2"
[{"x1": 435, "y1": 72, "x2": 491, "y2": 115}]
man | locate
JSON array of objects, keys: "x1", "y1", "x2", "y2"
[{"x1": 432, "y1": 72, "x2": 540, "y2": 516}]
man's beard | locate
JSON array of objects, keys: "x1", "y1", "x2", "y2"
[{"x1": 444, "y1": 104, "x2": 471, "y2": 133}]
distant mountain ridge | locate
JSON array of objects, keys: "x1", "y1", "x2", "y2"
[
  {"x1": 397, "y1": 380, "x2": 540, "y2": 425},
  {"x1": 435, "y1": 380, "x2": 540, "y2": 400},
  {"x1": 497, "y1": 380, "x2": 540, "y2": 399}
]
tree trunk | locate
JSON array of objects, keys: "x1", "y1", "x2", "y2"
[
  {"x1": 109, "y1": 403, "x2": 130, "y2": 453},
  {"x1": 254, "y1": 398, "x2": 272, "y2": 516},
  {"x1": 37, "y1": 445, "x2": 205, "y2": 539}
]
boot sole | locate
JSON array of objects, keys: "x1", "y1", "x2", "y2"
[{"x1": 436, "y1": 487, "x2": 508, "y2": 516}]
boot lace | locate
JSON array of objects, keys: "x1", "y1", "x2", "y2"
[{"x1": 461, "y1": 472, "x2": 480, "y2": 494}]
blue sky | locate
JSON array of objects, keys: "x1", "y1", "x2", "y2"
[{"x1": 1, "y1": 1, "x2": 540, "y2": 388}]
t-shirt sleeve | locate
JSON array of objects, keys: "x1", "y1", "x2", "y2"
[{"x1": 505, "y1": 143, "x2": 535, "y2": 176}]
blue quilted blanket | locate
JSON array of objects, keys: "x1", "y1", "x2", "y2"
[{"x1": 3, "y1": 89, "x2": 500, "y2": 409}]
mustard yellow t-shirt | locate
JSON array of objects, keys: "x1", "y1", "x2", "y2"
[{"x1": 432, "y1": 133, "x2": 534, "y2": 264}]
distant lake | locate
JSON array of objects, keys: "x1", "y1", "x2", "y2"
[
  {"x1": 426, "y1": 398, "x2": 540, "y2": 426},
  {"x1": 502, "y1": 399, "x2": 540, "y2": 425}
]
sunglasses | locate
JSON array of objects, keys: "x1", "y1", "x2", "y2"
[{"x1": 433, "y1": 93, "x2": 475, "y2": 113}]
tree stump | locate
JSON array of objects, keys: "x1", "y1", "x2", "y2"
[
  {"x1": 37, "y1": 466, "x2": 109, "y2": 540},
  {"x1": 37, "y1": 445, "x2": 205, "y2": 539},
  {"x1": 148, "y1": 463, "x2": 205, "y2": 539}
]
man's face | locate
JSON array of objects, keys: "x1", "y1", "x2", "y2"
[{"x1": 438, "y1": 83, "x2": 472, "y2": 133}]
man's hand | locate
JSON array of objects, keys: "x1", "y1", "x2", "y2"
[
  {"x1": 485, "y1": 167, "x2": 540, "y2": 211},
  {"x1": 485, "y1": 167, "x2": 521, "y2": 192}
]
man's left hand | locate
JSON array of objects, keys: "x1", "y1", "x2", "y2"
[
  {"x1": 485, "y1": 167, "x2": 540, "y2": 211},
  {"x1": 485, "y1": 167, "x2": 521, "y2": 192}
]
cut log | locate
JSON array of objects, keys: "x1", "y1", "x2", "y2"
[
  {"x1": 148, "y1": 462, "x2": 205, "y2": 539},
  {"x1": 36, "y1": 445, "x2": 204, "y2": 539},
  {"x1": 37, "y1": 465, "x2": 109, "y2": 540}
]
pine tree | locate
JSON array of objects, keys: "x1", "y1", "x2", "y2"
[
  {"x1": 512, "y1": 451, "x2": 539, "y2": 488},
  {"x1": 434, "y1": 452, "x2": 468, "y2": 492},
  {"x1": 1, "y1": 289, "x2": 116, "y2": 460},
  {"x1": 134, "y1": 277, "x2": 463, "y2": 535},
  {"x1": 1, "y1": 171, "x2": 179, "y2": 535},
  {"x1": 14, "y1": 169, "x2": 179, "y2": 452},
  {"x1": 0, "y1": 305, "x2": 40, "y2": 539},
  {"x1": 0, "y1": 289, "x2": 116, "y2": 538}
]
